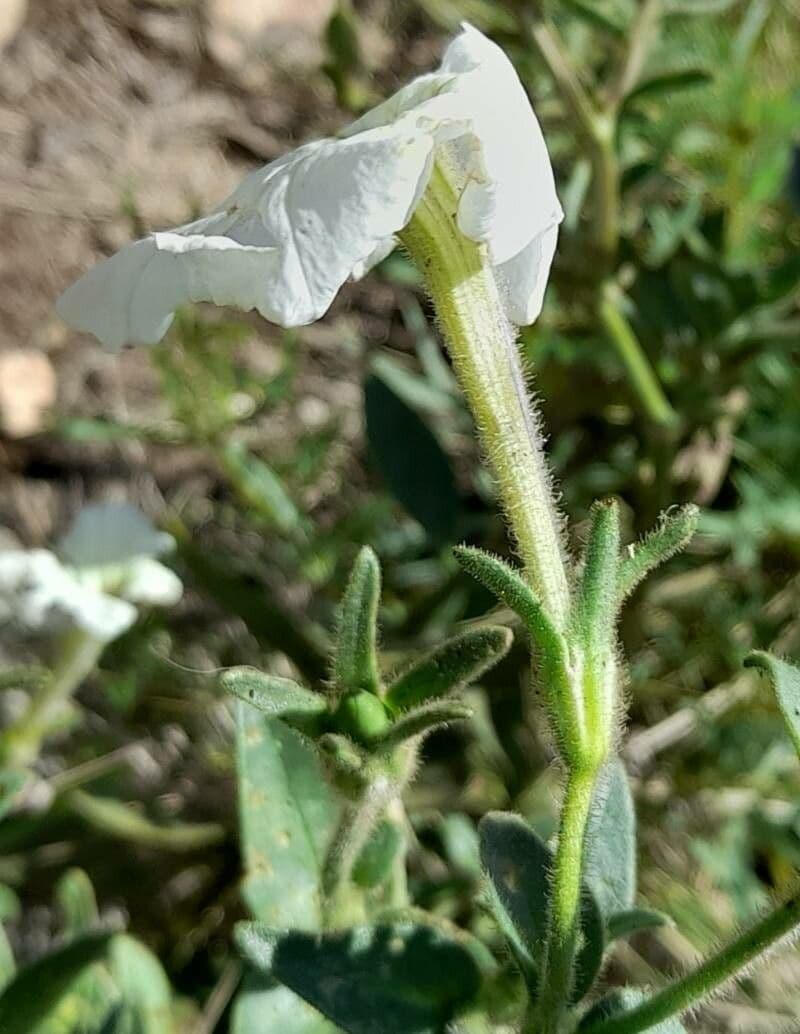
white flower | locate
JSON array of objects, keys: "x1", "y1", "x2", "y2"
[
  {"x1": 56, "y1": 24, "x2": 562, "y2": 347},
  {"x1": 0, "y1": 503, "x2": 182, "y2": 643}
]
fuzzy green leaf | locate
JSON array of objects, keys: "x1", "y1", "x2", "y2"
[
  {"x1": 585, "y1": 760, "x2": 637, "y2": 918},
  {"x1": 607, "y1": 908, "x2": 673, "y2": 942},
  {"x1": 335, "y1": 547, "x2": 382, "y2": 696},
  {"x1": 745, "y1": 651, "x2": 800, "y2": 758},
  {"x1": 479, "y1": 812, "x2": 604, "y2": 999},
  {"x1": 453, "y1": 547, "x2": 566, "y2": 665},
  {"x1": 222, "y1": 667, "x2": 327, "y2": 720},
  {"x1": 385, "y1": 626, "x2": 511, "y2": 711},
  {"x1": 617, "y1": 506, "x2": 700, "y2": 603},
  {"x1": 236, "y1": 703, "x2": 338, "y2": 927},
  {"x1": 374, "y1": 699, "x2": 473, "y2": 753},
  {"x1": 236, "y1": 920, "x2": 481, "y2": 1034},
  {"x1": 0, "y1": 933, "x2": 113, "y2": 1033}
]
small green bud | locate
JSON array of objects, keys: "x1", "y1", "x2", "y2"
[
  {"x1": 334, "y1": 547, "x2": 382, "y2": 696},
  {"x1": 335, "y1": 691, "x2": 392, "y2": 744}
]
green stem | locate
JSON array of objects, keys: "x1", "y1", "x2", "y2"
[
  {"x1": 599, "y1": 285, "x2": 678, "y2": 428},
  {"x1": 399, "y1": 164, "x2": 571, "y2": 629},
  {"x1": 321, "y1": 771, "x2": 396, "y2": 927},
  {"x1": 529, "y1": 767, "x2": 597, "y2": 1034},
  {"x1": 581, "y1": 888, "x2": 800, "y2": 1034},
  {"x1": 3, "y1": 629, "x2": 104, "y2": 768}
]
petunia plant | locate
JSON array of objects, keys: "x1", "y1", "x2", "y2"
[{"x1": 54, "y1": 22, "x2": 800, "y2": 1034}]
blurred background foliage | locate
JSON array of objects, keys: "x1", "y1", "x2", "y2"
[{"x1": 0, "y1": 0, "x2": 799, "y2": 1029}]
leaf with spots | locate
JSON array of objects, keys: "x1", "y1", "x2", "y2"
[
  {"x1": 235, "y1": 920, "x2": 482, "y2": 1034},
  {"x1": 236, "y1": 702, "x2": 339, "y2": 927}
]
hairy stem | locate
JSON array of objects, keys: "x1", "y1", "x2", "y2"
[
  {"x1": 581, "y1": 888, "x2": 800, "y2": 1034},
  {"x1": 529, "y1": 766, "x2": 597, "y2": 1033},
  {"x1": 400, "y1": 164, "x2": 570, "y2": 629}
]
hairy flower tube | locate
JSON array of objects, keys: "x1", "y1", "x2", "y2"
[
  {"x1": 0, "y1": 502, "x2": 182, "y2": 643},
  {"x1": 56, "y1": 23, "x2": 562, "y2": 346}
]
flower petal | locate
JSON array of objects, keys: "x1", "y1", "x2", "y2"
[
  {"x1": 496, "y1": 223, "x2": 559, "y2": 326},
  {"x1": 59, "y1": 503, "x2": 174, "y2": 568},
  {"x1": 119, "y1": 557, "x2": 183, "y2": 607},
  {"x1": 0, "y1": 549, "x2": 136, "y2": 642}
]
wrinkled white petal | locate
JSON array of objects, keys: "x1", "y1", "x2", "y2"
[
  {"x1": 58, "y1": 128, "x2": 434, "y2": 346},
  {"x1": 0, "y1": 549, "x2": 136, "y2": 642},
  {"x1": 350, "y1": 236, "x2": 397, "y2": 281},
  {"x1": 59, "y1": 503, "x2": 175, "y2": 568},
  {"x1": 496, "y1": 224, "x2": 559, "y2": 326},
  {"x1": 118, "y1": 557, "x2": 183, "y2": 607}
]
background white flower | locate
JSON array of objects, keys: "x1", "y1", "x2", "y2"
[
  {"x1": 0, "y1": 503, "x2": 182, "y2": 643},
  {"x1": 56, "y1": 23, "x2": 562, "y2": 347}
]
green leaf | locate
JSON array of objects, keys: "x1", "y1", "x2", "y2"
[
  {"x1": 0, "y1": 933, "x2": 113, "y2": 1033},
  {"x1": 479, "y1": 811, "x2": 550, "y2": 982},
  {"x1": 365, "y1": 374, "x2": 461, "y2": 545},
  {"x1": 625, "y1": 69, "x2": 713, "y2": 106},
  {"x1": 585, "y1": 760, "x2": 637, "y2": 918},
  {"x1": 109, "y1": 935, "x2": 173, "y2": 1034},
  {"x1": 478, "y1": 812, "x2": 604, "y2": 999},
  {"x1": 218, "y1": 442, "x2": 305, "y2": 538},
  {"x1": 578, "y1": 988, "x2": 687, "y2": 1032},
  {"x1": 236, "y1": 703, "x2": 337, "y2": 926},
  {"x1": 236, "y1": 920, "x2": 481, "y2": 1034},
  {"x1": 335, "y1": 547, "x2": 382, "y2": 696},
  {"x1": 453, "y1": 547, "x2": 566, "y2": 669},
  {"x1": 66, "y1": 791, "x2": 225, "y2": 852},
  {"x1": 374, "y1": 699, "x2": 473, "y2": 753},
  {"x1": 745, "y1": 651, "x2": 800, "y2": 758},
  {"x1": 617, "y1": 506, "x2": 699, "y2": 603},
  {"x1": 222, "y1": 668, "x2": 327, "y2": 720},
  {"x1": 562, "y1": 0, "x2": 625, "y2": 36},
  {"x1": 607, "y1": 908, "x2": 673, "y2": 941},
  {"x1": 232, "y1": 973, "x2": 336, "y2": 1034},
  {"x1": 352, "y1": 819, "x2": 402, "y2": 889},
  {"x1": 385, "y1": 626, "x2": 512, "y2": 712},
  {"x1": 57, "y1": 868, "x2": 99, "y2": 939}
]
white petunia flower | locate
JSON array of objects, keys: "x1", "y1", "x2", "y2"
[
  {"x1": 0, "y1": 503, "x2": 182, "y2": 643},
  {"x1": 56, "y1": 24, "x2": 562, "y2": 347}
]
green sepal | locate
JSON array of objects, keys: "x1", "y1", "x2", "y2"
[
  {"x1": 454, "y1": 547, "x2": 560, "y2": 643},
  {"x1": 385, "y1": 626, "x2": 512, "y2": 712},
  {"x1": 745, "y1": 650, "x2": 800, "y2": 759},
  {"x1": 318, "y1": 733, "x2": 367, "y2": 784},
  {"x1": 374, "y1": 699, "x2": 474, "y2": 753},
  {"x1": 617, "y1": 505, "x2": 699, "y2": 603},
  {"x1": 235, "y1": 920, "x2": 482, "y2": 1034},
  {"x1": 221, "y1": 667, "x2": 328, "y2": 720},
  {"x1": 607, "y1": 907, "x2": 673, "y2": 941},
  {"x1": 334, "y1": 547, "x2": 382, "y2": 696},
  {"x1": 576, "y1": 500, "x2": 621, "y2": 655}
]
